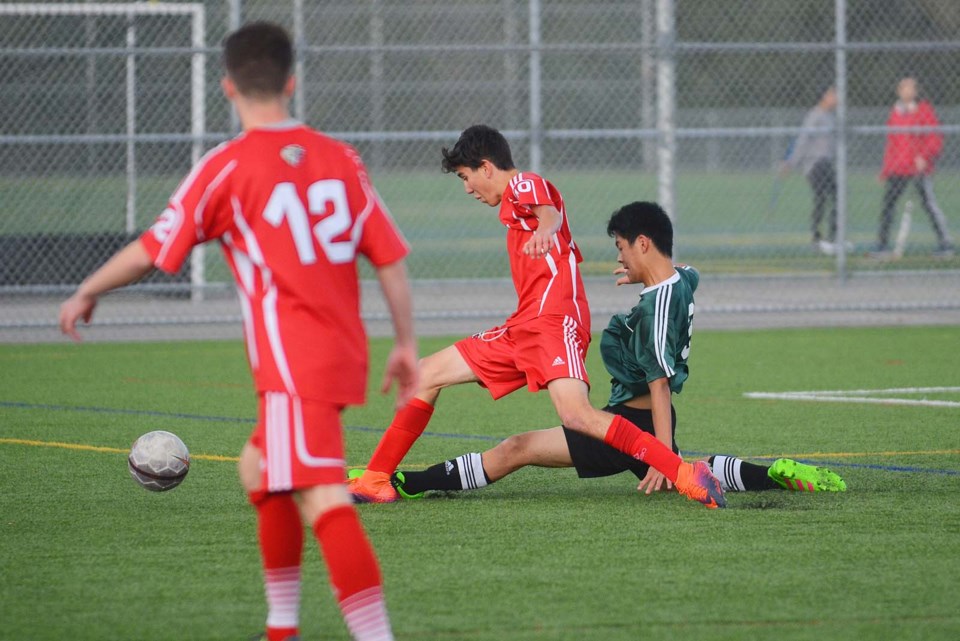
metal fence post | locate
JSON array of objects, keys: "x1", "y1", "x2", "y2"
[
  {"x1": 370, "y1": 0, "x2": 385, "y2": 169},
  {"x1": 293, "y1": 0, "x2": 305, "y2": 120},
  {"x1": 502, "y1": 0, "x2": 520, "y2": 128},
  {"x1": 834, "y1": 0, "x2": 848, "y2": 281},
  {"x1": 656, "y1": 0, "x2": 676, "y2": 230},
  {"x1": 228, "y1": 0, "x2": 241, "y2": 133},
  {"x1": 189, "y1": 5, "x2": 207, "y2": 302},
  {"x1": 125, "y1": 10, "x2": 137, "y2": 235},
  {"x1": 640, "y1": 0, "x2": 656, "y2": 172},
  {"x1": 528, "y1": 0, "x2": 542, "y2": 173}
]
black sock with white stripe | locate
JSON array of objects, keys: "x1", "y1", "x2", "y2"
[
  {"x1": 396, "y1": 453, "x2": 491, "y2": 495},
  {"x1": 708, "y1": 455, "x2": 778, "y2": 491}
]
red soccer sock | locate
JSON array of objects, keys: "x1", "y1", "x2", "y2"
[
  {"x1": 367, "y1": 397, "x2": 435, "y2": 474},
  {"x1": 250, "y1": 491, "x2": 303, "y2": 641},
  {"x1": 313, "y1": 505, "x2": 393, "y2": 641},
  {"x1": 603, "y1": 414, "x2": 682, "y2": 482}
]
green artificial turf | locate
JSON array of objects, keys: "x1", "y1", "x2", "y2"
[{"x1": 1, "y1": 326, "x2": 959, "y2": 640}]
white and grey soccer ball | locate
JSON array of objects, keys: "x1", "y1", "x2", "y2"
[{"x1": 128, "y1": 430, "x2": 190, "y2": 492}]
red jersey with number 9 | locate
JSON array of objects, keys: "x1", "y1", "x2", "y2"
[
  {"x1": 139, "y1": 121, "x2": 409, "y2": 405},
  {"x1": 499, "y1": 172, "x2": 589, "y2": 331}
]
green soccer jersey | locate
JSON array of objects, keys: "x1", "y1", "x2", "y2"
[{"x1": 600, "y1": 266, "x2": 698, "y2": 405}]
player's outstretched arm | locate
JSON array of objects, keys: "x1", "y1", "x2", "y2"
[
  {"x1": 59, "y1": 239, "x2": 156, "y2": 341},
  {"x1": 522, "y1": 204, "x2": 562, "y2": 257},
  {"x1": 375, "y1": 259, "x2": 419, "y2": 408},
  {"x1": 636, "y1": 377, "x2": 674, "y2": 495}
]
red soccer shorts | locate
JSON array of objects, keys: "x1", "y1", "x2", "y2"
[
  {"x1": 249, "y1": 391, "x2": 347, "y2": 491},
  {"x1": 455, "y1": 314, "x2": 590, "y2": 400}
]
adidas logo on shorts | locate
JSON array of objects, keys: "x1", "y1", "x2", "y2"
[{"x1": 551, "y1": 356, "x2": 565, "y2": 367}]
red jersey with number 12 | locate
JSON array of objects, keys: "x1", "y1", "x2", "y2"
[
  {"x1": 499, "y1": 172, "x2": 589, "y2": 331},
  {"x1": 139, "y1": 121, "x2": 409, "y2": 405}
]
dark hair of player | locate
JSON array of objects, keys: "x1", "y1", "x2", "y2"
[
  {"x1": 223, "y1": 22, "x2": 293, "y2": 97},
  {"x1": 441, "y1": 125, "x2": 516, "y2": 173},
  {"x1": 607, "y1": 201, "x2": 674, "y2": 257}
]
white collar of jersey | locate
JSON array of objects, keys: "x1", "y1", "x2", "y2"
[
  {"x1": 254, "y1": 118, "x2": 303, "y2": 131},
  {"x1": 639, "y1": 270, "x2": 680, "y2": 295}
]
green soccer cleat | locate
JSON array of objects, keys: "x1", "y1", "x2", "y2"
[
  {"x1": 768, "y1": 458, "x2": 847, "y2": 492},
  {"x1": 347, "y1": 468, "x2": 365, "y2": 481},
  {"x1": 391, "y1": 471, "x2": 425, "y2": 500},
  {"x1": 347, "y1": 468, "x2": 423, "y2": 500}
]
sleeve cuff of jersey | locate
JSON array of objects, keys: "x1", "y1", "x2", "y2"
[
  {"x1": 138, "y1": 231, "x2": 180, "y2": 275},
  {"x1": 367, "y1": 244, "x2": 410, "y2": 268}
]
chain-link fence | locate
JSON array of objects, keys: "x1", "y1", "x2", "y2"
[{"x1": 2, "y1": 0, "x2": 959, "y2": 342}]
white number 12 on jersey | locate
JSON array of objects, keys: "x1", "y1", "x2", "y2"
[{"x1": 263, "y1": 180, "x2": 355, "y2": 265}]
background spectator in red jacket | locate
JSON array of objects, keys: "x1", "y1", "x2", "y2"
[{"x1": 872, "y1": 76, "x2": 954, "y2": 258}]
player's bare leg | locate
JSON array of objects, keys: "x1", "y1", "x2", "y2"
[
  {"x1": 294, "y1": 484, "x2": 352, "y2": 523},
  {"x1": 350, "y1": 345, "x2": 479, "y2": 503},
  {"x1": 238, "y1": 441, "x2": 263, "y2": 494},
  {"x1": 545, "y1": 377, "x2": 624, "y2": 440},
  {"x1": 546, "y1": 378, "x2": 725, "y2": 508},
  {"x1": 482, "y1": 427, "x2": 575, "y2": 480},
  {"x1": 412, "y1": 343, "x2": 481, "y2": 404},
  {"x1": 382, "y1": 427, "x2": 573, "y2": 497}
]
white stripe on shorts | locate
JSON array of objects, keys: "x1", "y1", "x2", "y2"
[
  {"x1": 266, "y1": 392, "x2": 293, "y2": 491},
  {"x1": 563, "y1": 316, "x2": 585, "y2": 380}
]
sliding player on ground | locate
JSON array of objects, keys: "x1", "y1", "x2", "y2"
[{"x1": 356, "y1": 202, "x2": 845, "y2": 501}]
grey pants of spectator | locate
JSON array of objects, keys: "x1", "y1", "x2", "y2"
[
  {"x1": 878, "y1": 174, "x2": 953, "y2": 249},
  {"x1": 807, "y1": 158, "x2": 837, "y2": 242}
]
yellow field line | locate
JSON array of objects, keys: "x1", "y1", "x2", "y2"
[
  {"x1": 3, "y1": 437, "x2": 958, "y2": 466},
  {"x1": 0, "y1": 438, "x2": 240, "y2": 462},
  {"x1": 752, "y1": 449, "x2": 960, "y2": 459}
]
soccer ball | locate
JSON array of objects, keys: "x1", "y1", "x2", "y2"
[{"x1": 128, "y1": 430, "x2": 191, "y2": 492}]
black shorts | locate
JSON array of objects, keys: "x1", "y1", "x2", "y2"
[{"x1": 562, "y1": 404, "x2": 678, "y2": 479}]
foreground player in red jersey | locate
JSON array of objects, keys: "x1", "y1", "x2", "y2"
[
  {"x1": 348, "y1": 125, "x2": 725, "y2": 509},
  {"x1": 59, "y1": 22, "x2": 415, "y2": 641}
]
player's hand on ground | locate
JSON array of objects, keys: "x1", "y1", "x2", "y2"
[
  {"x1": 59, "y1": 293, "x2": 98, "y2": 342},
  {"x1": 381, "y1": 344, "x2": 419, "y2": 409},
  {"x1": 636, "y1": 468, "x2": 672, "y2": 495},
  {"x1": 522, "y1": 231, "x2": 554, "y2": 258}
]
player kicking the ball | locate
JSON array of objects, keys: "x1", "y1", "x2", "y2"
[
  {"x1": 60, "y1": 22, "x2": 415, "y2": 641},
  {"x1": 355, "y1": 202, "x2": 847, "y2": 500},
  {"x1": 348, "y1": 128, "x2": 725, "y2": 509}
]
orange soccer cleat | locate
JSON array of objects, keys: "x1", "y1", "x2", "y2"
[
  {"x1": 347, "y1": 469, "x2": 400, "y2": 504},
  {"x1": 675, "y1": 460, "x2": 727, "y2": 509}
]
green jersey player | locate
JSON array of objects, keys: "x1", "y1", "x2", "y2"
[{"x1": 353, "y1": 202, "x2": 846, "y2": 499}]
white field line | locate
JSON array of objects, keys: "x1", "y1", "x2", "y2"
[{"x1": 744, "y1": 387, "x2": 960, "y2": 408}]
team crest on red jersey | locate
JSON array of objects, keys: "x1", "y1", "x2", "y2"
[{"x1": 280, "y1": 144, "x2": 305, "y2": 167}]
